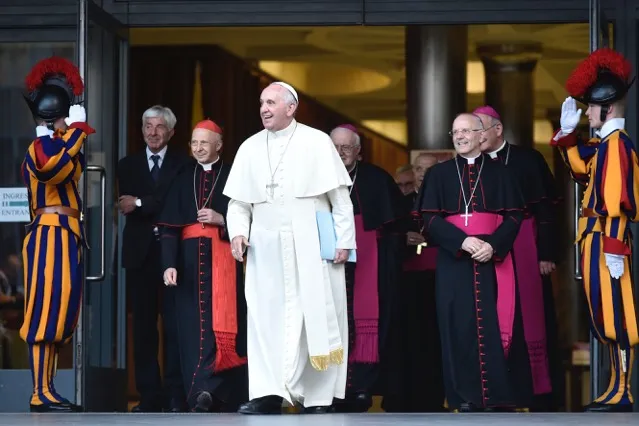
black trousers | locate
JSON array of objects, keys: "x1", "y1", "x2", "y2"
[{"x1": 127, "y1": 240, "x2": 183, "y2": 408}]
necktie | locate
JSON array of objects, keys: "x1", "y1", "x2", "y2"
[{"x1": 150, "y1": 155, "x2": 160, "y2": 182}]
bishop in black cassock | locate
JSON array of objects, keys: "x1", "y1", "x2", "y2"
[
  {"x1": 329, "y1": 125, "x2": 405, "y2": 413},
  {"x1": 157, "y1": 120, "x2": 247, "y2": 413},
  {"x1": 475, "y1": 106, "x2": 563, "y2": 411},
  {"x1": 416, "y1": 113, "x2": 532, "y2": 412}
]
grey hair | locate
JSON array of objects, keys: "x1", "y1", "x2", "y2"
[
  {"x1": 142, "y1": 105, "x2": 177, "y2": 131},
  {"x1": 279, "y1": 88, "x2": 298, "y2": 107},
  {"x1": 330, "y1": 127, "x2": 361, "y2": 146}
]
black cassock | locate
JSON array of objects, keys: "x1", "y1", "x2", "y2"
[
  {"x1": 489, "y1": 143, "x2": 563, "y2": 410},
  {"x1": 383, "y1": 191, "x2": 445, "y2": 413},
  {"x1": 416, "y1": 154, "x2": 533, "y2": 411},
  {"x1": 335, "y1": 161, "x2": 405, "y2": 412},
  {"x1": 158, "y1": 159, "x2": 247, "y2": 412}
]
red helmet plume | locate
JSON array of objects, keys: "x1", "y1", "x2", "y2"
[{"x1": 25, "y1": 56, "x2": 83, "y2": 96}]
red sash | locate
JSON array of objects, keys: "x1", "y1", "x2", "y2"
[
  {"x1": 513, "y1": 218, "x2": 551, "y2": 394},
  {"x1": 350, "y1": 214, "x2": 380, "y2": 364},
  {"x1": 182, "y1": 223, "x2": 247, "y2": 372},
  {"x1": 445, "y1": 212, "x2": 516, "y2": 356}
]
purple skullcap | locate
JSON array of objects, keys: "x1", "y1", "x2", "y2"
[
  {"x1": 337, "y1": 124, "x2": 358, "y2": 134},
  {"x1": 473, "y1": 105, "x2": 501, "y2": 121}
]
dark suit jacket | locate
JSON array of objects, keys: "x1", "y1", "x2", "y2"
[{"x1": 117, "y1": 144, "x2": 190, "y2": 269}]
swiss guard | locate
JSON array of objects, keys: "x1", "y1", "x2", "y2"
[
  {"x1": 20, "y1": 56, "x2": 95, "y2": 412},
  {"x1": 551, "y1": 47, "x2": 638, "y2": 412}
]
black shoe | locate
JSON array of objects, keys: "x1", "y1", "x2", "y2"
[
  {"x1": 131, "y1": 402, "x2": 162, "y2": 413},
  {"x1": 30, "y1": 402, "x2": 82, "y2": 413},
  {"x1": 238, "y1": 396, "x2": 283, "y2": 414},
  {"x1": 303, "y1": 405, "x2": 335, "y2": 414},
  {"x1": 458, "y1": 402, "x2": 484, "y2": 413},
  {"x1": 166, "y1": 397, "x2": 188, "y2": 413},
  {"x1": 584, "y1": 402, "x2": 633, "y2": 412},
  {"x1": 194, "y1": 392, "x2": 213, "y2": 413}
]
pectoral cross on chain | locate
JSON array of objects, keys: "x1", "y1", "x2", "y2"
[
  {"x1": 266, "y1": 181, "x2": 278, "y2": 197},
  {"x1": 416, "y1": 242, "x2": 427, "y2": 255},
  {"x1": 461, "y1": 206, "x2": 473, "y2": 227}
]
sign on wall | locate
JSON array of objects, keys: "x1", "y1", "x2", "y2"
[{"x1": 0, "y1": 187, "x2": 30, "y2": 222}]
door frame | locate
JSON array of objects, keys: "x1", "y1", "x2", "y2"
[{"x1": 75, "y1": 0, "x2": 130, "y2": 411}]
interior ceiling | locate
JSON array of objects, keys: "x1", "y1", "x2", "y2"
[{"x1": 130, "y1": 24, "x2": 592, "y2": 145}]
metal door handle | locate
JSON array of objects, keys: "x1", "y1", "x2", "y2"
[{"x1": 86, "y1": 165, "x2": 106, "y2": 282}]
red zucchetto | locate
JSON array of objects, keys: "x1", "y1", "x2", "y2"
[{"x1": 194, "y1": 119, "x2": 222, "y2": 134}]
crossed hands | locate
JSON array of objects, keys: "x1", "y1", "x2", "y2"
[{"x1": 462, "y1": 237, "x2": 494, "y2": 263}]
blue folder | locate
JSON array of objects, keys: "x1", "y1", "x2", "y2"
[{"x1": 316, "y1": 211, "x2": 357, "y2": 263}]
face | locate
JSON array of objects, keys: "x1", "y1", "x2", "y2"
[
  {"x1": 395, "y1": 170, "x2": 415, "y2": 195},
  {"x1": 585, "y1": 104, "x2": 604, "y2": 129},
  {"x1": 190, "y1": 128, "x2": 222, "y2": 164},
  {"x1": 259, "y1": 85, "x2": 296, "y2": 131},
  {"x1": 451, "y1": 115, "x2": 483, "y2": 157},
  {"x1": 143, "y1": 116, "x2": 174, "y2": 153},
  {"x1": 331, "y1": 128, "x2": 361, "y2": 168},
  {"x1": 413, "y1": 155, "x2": 437, "y2": 189},
  {"x1": 476, "y1": 114, "x2": 502, "y2": 152}
]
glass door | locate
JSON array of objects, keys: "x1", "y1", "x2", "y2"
[
  {"x1": 0, "y1": 38, "x2": 76, "y2": 414},
  {"x1": 75, "y1": 0, "x2": 129, "y2": 412}
]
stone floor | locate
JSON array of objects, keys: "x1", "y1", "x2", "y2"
[{"x1": 2, "y1": 413, "x2": 638, "y2": 426}]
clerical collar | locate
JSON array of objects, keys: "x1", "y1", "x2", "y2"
[
  {"x1": 348, "y1": 161, "x2": 358, "y2": 174},
  {"x1": 596, "y1": 118, "x2": 625, "y2": 139},
  {"x1": 488, "y1": 140, "x2": 507, "y2": 159},
  {"x1": 459, "y1": 153, "x2": 481, "y2": 165},
  {"x1": 268, "y1": 119, "x2": 297, "y2": 138},
  {"x1": 199, "y1": 157, "x2": 220, "y2": 171}
]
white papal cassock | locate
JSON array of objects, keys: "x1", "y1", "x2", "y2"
[{"x1": 223, "y1": 119, "x2": 356, "y2": 407}]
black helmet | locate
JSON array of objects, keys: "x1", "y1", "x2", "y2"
[{"x1": 23, "y1": 57, "x2": 83, "y2": 127}]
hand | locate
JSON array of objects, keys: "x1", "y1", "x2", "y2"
[
  {"x1": 472, "y1": 242, "x2": 495, "y2": 263},
  {"x1": 406, "y1": 231, "x2": 425, "y2": 246},
  {"x1": 64, "y1": 104, "x2": 86, "y2": 126},
  {"x1": 231, "y1": 236, "x2": 250, "y2": 262},
  {"x1": 118, "y1": 195, "x2": 138, "y2": 214},
  {"x1": 559, "y1": 97, "x2": 582, "y2": 135},
  {"x1": 35, "y1": 125, "x2": 53, "y2": 138},
  {"x1": 604, "y1": 253, "x2": 625, "y2": 279},
  {"x1": 539, "y1": 261, "x2": 556, "y2": 275},
  {"x1": 197, "y1": 208, "x2": 224, "y2": 225},
  {"x1": 163, "y1": 268, "x2": 178, "y2": 286},
  {"x1": 461, "y1": 237, "x2": 484, "y2": 254},
  {"x1": 334, "y1": 249, "x2": 349, "y2": 264}
]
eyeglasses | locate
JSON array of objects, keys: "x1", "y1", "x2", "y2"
[
  {"x1": 448, "y1": 128, "x2": 483, "y2": 137},
  {"x1": 334, "y1": 144, "x2": 358, "y2": 153}
]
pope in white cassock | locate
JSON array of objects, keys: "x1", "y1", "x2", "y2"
[{"x1": 223, "y1": 81, "x2": 356, "y2": 414}]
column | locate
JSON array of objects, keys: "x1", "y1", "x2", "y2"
[
  {"x1": 405, "y1": 25, "x2": 468, "y2": 150},
  {"x1": 477, "y1": 42, "x2": 542, "y2": 148}
]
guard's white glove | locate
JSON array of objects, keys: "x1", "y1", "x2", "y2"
[
  {"x1": 559, "y1": 97, "x2": 582, "y2": 136},
  {"x1": 35, "y1": 125, "x2": 53, "y2": 138},
  {"x1": 64, "y1": 104, "x2": 86, "y2": 126},
  {"x1": 604, "y1": 253, "x2": 625, "y2": 279}
]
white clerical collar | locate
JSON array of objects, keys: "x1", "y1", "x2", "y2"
[
  {"x1": 268, "y1": 119, "x2": 297, "y2": 138},
  {"x1": 146, "y1": 144, "x2": 167, "y2": 160},
  {"x1": 461, "y1": 153, "x2": 481, "y2": 164},
  {"x1": 199, "y1": 156, "x2": 220, "y2": 171},
  {"x1": 488, "y1": 140, "x2": 507, "y2": 159},
  {"x1": 596, "y1": 118, "x2": 625, "y2": 139}
]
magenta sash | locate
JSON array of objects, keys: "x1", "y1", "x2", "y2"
[
  {"x1": 445, "y1": 212, "x2": 516, "y2": 356},
  {"x1": 403, "y1": 247, "x2": 437, "y2": 271},
  {"x1": 513, "y1": 218, "x2": 551, "y2": 395},
  {"x1": 350, "y1": 214, "x2": 379, "y2": 363}
]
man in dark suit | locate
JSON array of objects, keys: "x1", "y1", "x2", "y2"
[{"x1": 117, "y1": 105, "x2": 190, "y2": 412}]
